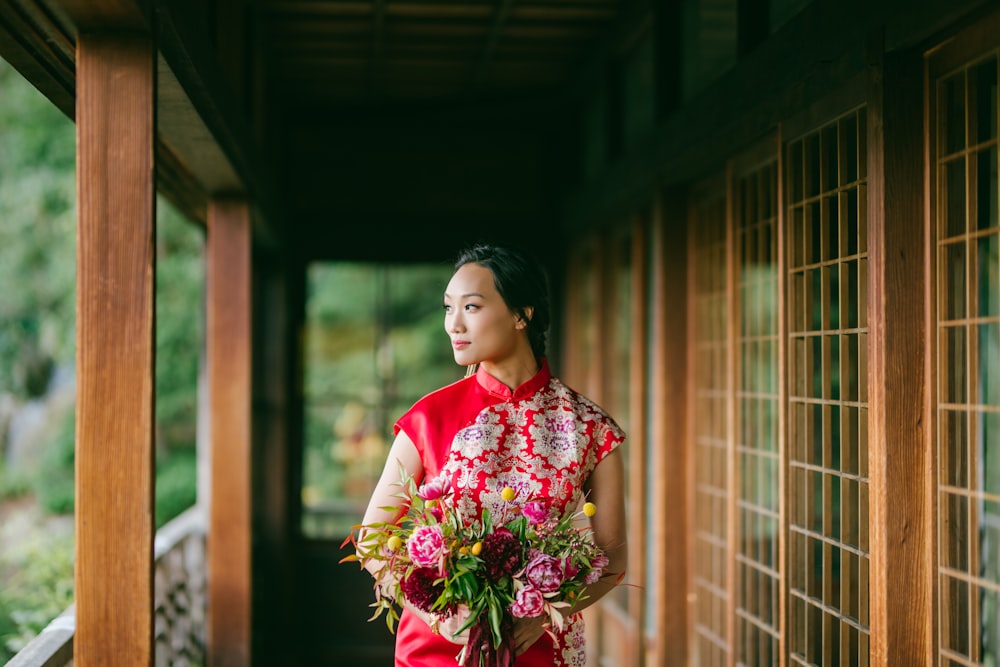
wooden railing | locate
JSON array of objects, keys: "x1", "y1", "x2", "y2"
[{"x1": 6, "y1": 505, "x2": 206, "y2": 667}]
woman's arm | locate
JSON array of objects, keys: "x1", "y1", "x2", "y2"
[
  {"x1": 359, "y1": 430, "x2": 423, "y2": 578},
  {"x1": 358, "y1": 431, "x2": 470, "y2": 643},
  {"x1": 574, "y1": 445, "x2": 628, "y2": 612}
]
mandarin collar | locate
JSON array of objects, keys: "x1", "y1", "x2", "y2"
[{"x1": 475, "y1": 358, "x2": 550, "y2": 401}]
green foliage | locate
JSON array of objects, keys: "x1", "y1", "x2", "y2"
[
  {"x1": 155, "y1": 447, "x2": 197, "y2": 529},
  {"x1": 0, "y1": 461, "x2": 30, "y2": 501},
  {"x1": 301, "y1": 262, "x2": 458, "y2": 536},
  {"x1": 155, "y1": 198, "x2": 204, "y2": 449},
  {"x1": 33, "y1": 408, "x2": 75, "y2": 515},
  {"x1": 0, "y1": 523, "x2": 74, "y2": 662},
  {"x1": 0, "y1": 58, "x2": 76, "y2": 398},
  {"x1": 0, "y1": 57, "x2": 201, "y2": 659}
]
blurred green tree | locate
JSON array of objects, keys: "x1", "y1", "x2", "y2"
[{"x1": 0, "y1": 59, "x2": 76, "y2": 398}]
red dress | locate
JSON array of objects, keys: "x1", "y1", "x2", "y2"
[{"x1": 393, "y1": 360, "x2": 624, "y2": 667}]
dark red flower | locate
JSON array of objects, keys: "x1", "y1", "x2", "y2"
[
  {"x1": 400, "y1": 567, "x2": 444, "y2": 612},
  {"x1": 481, "y1": 527, "x2": 522, "y2": 582}
]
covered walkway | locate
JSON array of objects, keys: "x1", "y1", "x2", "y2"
[{"x1": 2, "y1": 0, "x2": 999, "y2": 665}]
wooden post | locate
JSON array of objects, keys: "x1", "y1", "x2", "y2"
[
  {"x1": 75, "y1": 32, "x2": 156, "y2": 666},
  {"x1": 866, "y1": 35, "x2": 932, "y2": 666},
  {"x1": 653, "y1": 190, "x2": 689, "y2": 665},
  {"x1": 207, "y1": 197, "x2": 252, "y2": 666}
]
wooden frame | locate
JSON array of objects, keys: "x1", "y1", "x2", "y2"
[
  {"x1": 729, "y1": 134, "x2": 784, "y2": 667},
  {"x1": 75, "y1": 31, "x2": 156, "y2": 666},
  {"x1": 654, "y1": 188, "x2": 690, "y2": 666},
  {"x1": 866, "y1": 33, "x2": 932, "y2": 667},
  {"x1": 627, "y1": 212, "x2": 649, "y2": 667},
  {"x1": 925, "y1": 11, "x2": 1000, "y2": 666},
  {"x1": 686, "y1": 170, "x2": 731, "y2": 665},
  {"x1": 207, "y1": 197, "x2": 253, "y2": 666}
]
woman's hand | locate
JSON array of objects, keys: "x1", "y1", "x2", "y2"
[
  {"x1": 435, "y1": 605, "x2": 472, "y2": 645},
  {"x1": 512, "y1": 615, "x2": 547, "y2": 656}
]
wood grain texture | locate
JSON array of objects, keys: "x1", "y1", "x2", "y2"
[
  {"x1": 866, "y1": 35, "x2": 932, "y2": 666},
  {"x1": 207, "y1": 198, "x2": 252, "y2": 667},
  {"x1": 58, "y1": 0, "x2": 150, "y2": 30},
  {"x1": 775, "y1": 127, "x2": 788, "y2": 667},
  {"x1": 627, "y1": 214, "x2": 648, "y2": 665},
  {"x1": 74, "y1": 32, "x2": 156, "y2": 667},
  {"x1": 653, "y1": 190, "x2": 689, "y2": 665}
]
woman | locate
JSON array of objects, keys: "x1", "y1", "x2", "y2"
[{"x1": 361, "y1": 243, "x2": 627, "y2": 666}]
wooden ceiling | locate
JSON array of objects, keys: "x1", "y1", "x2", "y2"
[
  {"x1": 0, "y1": 0, "x2": 627, "y2": 258},
  {"x1": 260, "y1": 0, "x2": 620, "y2": 108}
]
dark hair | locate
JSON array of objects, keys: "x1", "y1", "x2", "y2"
[{"x1": 454, "y1": 243, "x2": 550, "y2": 360}]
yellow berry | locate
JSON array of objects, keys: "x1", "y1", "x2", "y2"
[
  {"x1": 500, "y1": 487, "x2": 516, "y2": 502},
  {"x1": 459, "y1": 546, "x2": 469, "y2": 555},
  {"x1": 471, "y1": 541, "x2": 483, "y2": 556},
  {"x1": 583, "y1": 502, "x2": 597, "y2": 517},
  {"x1": 387, "y1": 535, "x2": 404, "y2": 552}
]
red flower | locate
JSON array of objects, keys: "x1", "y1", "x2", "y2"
[
  {"x1": 400, "y1": 567, "x2": 444, "y2": 612},
  {"x1": 481, "y1": 527, "x2": 522, "y2": 582}
]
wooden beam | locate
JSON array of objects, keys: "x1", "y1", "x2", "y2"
[
  {"x1": 652, "y1": 190, "x2": 689, "y2": 665},
  {"x1": 207, "y1": 197, "x2": 253, "y2": 667},
  {"x1": 466, "y1": 0, "x2": 516, "y2": 90},
  {"x1": 249, "y1": 255, "x2": 294, "y2": 665},
  {"x1": 367, "y1": 0, "x2": 386, "y2": 96},
  {"x1": 627, "y1": 214, "x2": 648, "y2": 664},
  {"x1": 866, "y1": 32, "x2": 931, "y2": 666},
  {"x1": 154, "y1": 0, "x2": 282, "y2": 246},
  {"x1": 75, "y1": 31, "x2": 156, "y2": 667},
  {"x1": 0, "y1": 1, "x2": 76, "y2": 118},
  {"x1": 57, "y1": 0, "x2": 150, "y2": 30}
]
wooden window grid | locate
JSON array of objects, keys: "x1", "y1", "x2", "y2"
[
  {"x1": 691, "y1": 186, "x2": 732, "y2": 664},
  {"x1": 785, "y1": 108, "x2": 871, "y2": 667},
  {"x1": 933, "y1": 51, "x2": 1000, "y2": 667},
  {"x1": 734, "y1": 161, "x2": 782, "y2": 667}
]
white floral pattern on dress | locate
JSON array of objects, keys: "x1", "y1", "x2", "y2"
[{"x1": 437, "y1": 377, "x2": 624, "y2": 667}]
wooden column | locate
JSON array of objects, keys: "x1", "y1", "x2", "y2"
[
  {"x1": 866, "y1": 35, "x2": 932, "y2": 665},
  {"x1": 626, "y1": 214, "x2": 649, "y2": 667},
  {"x1": 652, "y1": 190, "x2": 689, "y2": 665},
  {"x1": 252, "y1": 255, "x2": 293, "y2": 666},
  {"x1": 75, "y1": 32, "x2": 156, "y2": 666},
  {"x1": 207, "y1": 198, "x2": 252, "y2": 667}
]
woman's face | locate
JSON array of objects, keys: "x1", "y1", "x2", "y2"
[{"x1": 444, "y1": 263, "x2": 526, "y2": 367}]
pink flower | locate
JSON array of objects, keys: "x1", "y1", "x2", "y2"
[
  {"x1": 510, "y1": 586, "x2": 545, "y2": 618},
  {"x1": 407, "y1": 525, "x2": 446, "y2": 567},
  {"x1": 562, "y1": 556, "x2": 580, "y2": 580},
  {"x1": 522, "y1": 502, "x2": 549, "y2": 525},
  {"x1": 525, "y1": 553, "x2": 564, "y2": 593},
  {"x1": 584, "y1": 552, "x2": 610, "y2": 584},
  {"x1": 418, "y1": 476, "x2": 451, "y2": 501}
]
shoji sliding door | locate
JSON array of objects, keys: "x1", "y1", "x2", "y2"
[{"x1": 929, "y1": 23, "x2": 1000, "y2": 667}]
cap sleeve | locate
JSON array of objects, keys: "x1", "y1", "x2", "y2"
[{"x1": 594, "y1": 415, "x2": 626, "y2": 464}]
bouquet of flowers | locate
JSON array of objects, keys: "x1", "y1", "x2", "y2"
[{"x1": 341, "y1": 468, "x2": 610, "y2": 667}]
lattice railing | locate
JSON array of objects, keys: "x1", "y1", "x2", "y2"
[{"x1": 6, "y1": 505, "x2": 206, "y2": 667}]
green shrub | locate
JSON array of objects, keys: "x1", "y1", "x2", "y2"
[
  {"x1": 0, "y1": 524, "x2": 73, "y2": 661},
  {"x1": 0, "y1": 462, "x2": 30, "y2": 501},
  {"x1": 32, "y1": 408, "x2": 75, "y2": 515},
  {"x1": 155, "y1": 447, "x2": 197, "y2": 529}
]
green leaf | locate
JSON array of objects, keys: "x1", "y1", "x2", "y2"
[{"x1": 487, "y1": 596, "x2": 503, "y2": 647}]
